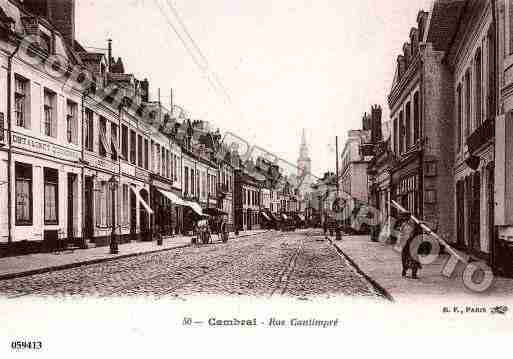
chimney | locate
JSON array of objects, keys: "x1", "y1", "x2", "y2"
[
  {"x1": 410, "y1": 28, "x2": 419, "y2": 56},
  {"x1": 397, "y1": 55, "x2": 406, "y2": 80},
  {"x1": 403, "y1": 42, "x2": 411, "y2": 68},
  {"x1": 362, "y1": 112, "x2": 371, "y2": 131},
  {"x1": 140, "y1": 79, "x2": 150, "y2": 102},
  {"x1": 371, "y1": 105, "x2": 383, "y2": 144},
  {"x1": 417, "y1": 10, "x2": 428, "y2": 41},
  {"x1": 107, "y1": 39, "x2": 112, "y2": 71},
  {"x1": 23, "y1": 0, "x2": 76, "y2": 47}
]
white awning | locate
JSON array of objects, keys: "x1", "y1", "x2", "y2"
[
  {"x1": 183, "y1": 201, "x2": 205, "y2": 216},
  {"x1": 157, "y1": 189, "x2": 186, "y2": 206},
  {"x1": 129, "y1": 186, "x2": 154, "y2": 214}
]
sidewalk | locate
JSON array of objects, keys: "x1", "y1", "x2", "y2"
[
  {"x1": 0, "y1": 229, "x2": 268, "y2": 281},
  {"x1": 332, "y1": 234, "x2": 513, "y2": 301}
]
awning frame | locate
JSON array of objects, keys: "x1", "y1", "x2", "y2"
[{"x1": 130, "y1": 185, "x2": 154, "y2": 215}]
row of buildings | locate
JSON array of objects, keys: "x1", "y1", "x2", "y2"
[
  {"x1": 0, "y1": 0, "x2": 307, "y2": 256},
  {"x1": 327, "y1": 0, "x2": 513, "y2": 276}
]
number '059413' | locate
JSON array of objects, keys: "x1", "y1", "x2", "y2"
[{"x1": 11, "y1": 341, "x2": 42, "y2": 350}]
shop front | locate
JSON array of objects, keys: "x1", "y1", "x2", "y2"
[
  {"x1": 5, "y1": 137, "x2": 83, "y2": 255},
  {"x1": 150, "y1": 173, "x2": 183, "y2": 237}
]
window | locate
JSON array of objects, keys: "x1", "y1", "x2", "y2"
[
  {"x1": 399, "y1": 111, "x2": 404, "y2": 154},
  {"x1": 475, "y1": 50, "x2": 482, "y2": 128},
  {"x1": 161, "y1": 147, "x2": 166, "y2": 176},
  {"x1": 66, "y1": 100, "x2": 77, "y2": 143},
  {"x1": 84, "y1": 109, "x2": 93, "y2": 151},
  {"x1": 137, "y1": 135, "x2": 143, "y2": 167},
  {"x1": 15, "y1": 162, "x2": 32, "y2": 225},
  {"x1": 144, "y1": 139, "x2": 149, "y2": 170},
  {"x1": 39, "y1": 32, "x2": 52, "y2": 53},
  {"x1": 174, "y1": 154, "x2": 178, "y2": 181},
  {"x1": 509, "y1": 0, "x2": 513, "y2": 55},
  {"x1": 465, "y1": 70, "x2": 471, "y2": 138},
  {"x1": 487, "y1": 28, "x2": 496, "y2": 120},
  {"x1": 156, "y1": 144, "x2": 160, "y2": 174},
  {"x1": 111, "y1": 123, "x2": 118, "y2": 161},
  {"x1": 15, "y1": 76, "x2": 29, "y2": 128},
  {"x1": 425, "y1": 189, "x2": 437, "y2": 204},
  {"x1": 121, "y1": 125, "x2": 128, "y2": 159},
  {"x1": 393, "y1": 117, "x2": 398, "y2": 154},
  {"x1": 184, "y1": 167, "x2": 189, "y2": 195},
  {"x1": 96, "y1": 181, "x2": 111, "y2": 227},
  {"x1": 191, "y1": 169, "x2": 195, "y2": 195},
  {"x1": 405, "y1": 102, "x2": 411, "y2": 149},
  {"x1": 99, "y1": 117, "x2": 108, "y2": 157},
  {"x1": 196, "y1": 169, "x2": 200, "y2": 197},
  {"x1": 165, "y1": 149, "x2": 170, "y2": 178},
  {"x1": 44, "y1": 167, "x2": 59, "y2": 224},
  {"x1": 457, "y1": 84, "x2": 462, "y2": 152},
  {"x1": 122, "y1": 184, "x2": 129, "y2": 225},
  {"x1": 425, "y1": 162, "x2": 437, "y2": 177},
  {"x1": 413, "y1": 92, "x2": 420, "y2": 143},
  {"x1": 130, "y1": 130, "x2": 136, "y2": 164},
  {"x1": 43, "y1": 89, "x2": 55, "y2": 137}
]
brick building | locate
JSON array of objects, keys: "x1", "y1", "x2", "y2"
[{"x1": 387, "y1": 9, "x2": 455, "y2": 243}]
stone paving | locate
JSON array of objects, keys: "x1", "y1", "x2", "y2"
[
  {"x1": 0, "y1": 230, "x2": 380, "y2": 299},
  {"x1": 332, "y1": 233, "x2": 513, "y2": 302},
  {"x1": 0, "y1": 230, "x2": 267, "y2": 280}
]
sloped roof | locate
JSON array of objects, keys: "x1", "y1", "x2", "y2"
[{"x1": 424, "y1": 0, "x2": 466, "y2": 52}]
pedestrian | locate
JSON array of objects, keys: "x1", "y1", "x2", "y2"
[{"x1": 400, "y1": 217, "x2": 422, "y2": 279}]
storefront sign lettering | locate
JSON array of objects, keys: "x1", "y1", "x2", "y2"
[{"x1": 12, "y1": 134, "x2": 80, "y2": 162}]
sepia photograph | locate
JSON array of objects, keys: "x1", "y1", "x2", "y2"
[{"x1": 0, "y1": 0, "x2": 511, "y2": 356}]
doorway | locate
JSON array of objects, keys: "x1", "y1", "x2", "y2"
[
  {"x1": 139, "y1": 189, "x2": 150, "y2": 241},
  {"x1": 67, "y1": 173, "x2": 77, "y2": 241},
  {"x1": 84, "y1": 176, "x2": 94, "y2": 240},
  {"x1": 130, "y1": 190, "x2": 137, "y2": 240}
]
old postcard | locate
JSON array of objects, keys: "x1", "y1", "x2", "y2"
[{"x1": 0, "y1": 0, "x2": 511, "y2": 357}]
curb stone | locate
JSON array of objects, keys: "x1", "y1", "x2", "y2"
[{"x1": 0, "y1": 230, "x2": 269, "y2": 282}]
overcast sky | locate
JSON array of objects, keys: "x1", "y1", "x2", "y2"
[{"x1": 76, "y1": 0, "x2": 433, "y2": 178}]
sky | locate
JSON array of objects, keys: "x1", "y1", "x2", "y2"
[{"x1": 75, "y1": 0, "x2": 433, "y2": 178}]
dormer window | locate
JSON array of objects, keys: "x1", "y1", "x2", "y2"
[{"x1": 39, "y1": 32, "x2": 52, "y2": 54}]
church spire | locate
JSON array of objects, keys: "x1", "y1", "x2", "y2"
[{"x1": 299, "y1": 129, "x2": 309, "y2": 159}]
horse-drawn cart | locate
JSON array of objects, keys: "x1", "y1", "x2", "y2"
[{"x1": 192, "y1": 207, "x2": 229, "y2": 244}]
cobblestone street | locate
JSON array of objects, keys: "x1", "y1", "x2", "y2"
[{"x1": 0, "y1": 230, "x2": 380, "y2": 299}]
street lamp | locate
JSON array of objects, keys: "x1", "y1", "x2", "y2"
[{"x1": 108, "y1": 175, "x2": 119, "y2": 254}]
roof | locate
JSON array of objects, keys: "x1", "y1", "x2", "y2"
[{"x1": 424, "y1": 0, "x2": 466, "y2": 52}]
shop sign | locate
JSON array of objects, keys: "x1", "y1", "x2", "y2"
[
  {"x1": 121, "y1": 162, "x2": 135, "y2": 177},
  {"x1": 135, "y1": 168, "x2": 150, "y2": 182},
  {"x1": 12, "y1": 133, "x2": 80, "y2": 162},
  {"x1": 84, "y1": 152, "x2": 118, "y2": 172}
]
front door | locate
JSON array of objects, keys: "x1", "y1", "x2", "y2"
[
  {"x1": 471, "y1": 171, "x2": 481, "y2": 253},
  {"x1": 487, "y1": 164, "x2": 495, "y2": 259},
  {"x1": 67, "y1": 174, "x2": 76, "y2": 241},
  {"x1": 84, "y1": 176, "x2": 94, "y2": 240},
  {"x1": 130, "y1": 190, "x2": 137, "y2": 240},
  {"x1": 456, "y1": 180, "x2": 465, "y2": 248}
]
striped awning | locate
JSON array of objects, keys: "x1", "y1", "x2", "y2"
[
  {"x1": 157, "y1": 189, "x2": 186, "y2": 206},
  {"x1": 129, "y1": 186, "x2": 154, "y2": 214}
]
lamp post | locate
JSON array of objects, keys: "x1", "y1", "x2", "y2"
[{"x1": 108, "y1": 175, "x2": 119, "y2": 254}]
